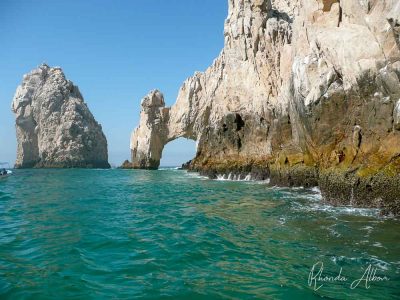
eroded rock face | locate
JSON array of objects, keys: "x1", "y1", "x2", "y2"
[
  {"x1": 130, "y1": 0, "x2": 400, "y2": 213},
  {"x1": 12, "y1": 64, "x2": 110, "y2": 168},
  {"x1": 130, "y1": 90, "x2": 169, "y2": 169}
]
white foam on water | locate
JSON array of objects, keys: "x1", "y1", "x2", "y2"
[
  {"x1": 265, "y1": 185, "x2": 323, "y2": 202},
  {"x1": 367, "y1": 256, "x2": 391, "y2": 270},
  {"x1": 216, "y1": 173, "x2": 241, "y2": 181},
  {"x1": 311, "y1": 186, "x2": 321, "y2": 193},
  {"x1": 290, "y1": 186, "x2": 305, "y2": 190},
  {"x1": 244, "y1": 174, "x2": 252, "y2": 181},
  {"x1": 214, "y1": 173, "x2": 265, "y2": 183},
  {"x1": 285, "y1": 187, "x2": 386, "y2": 218},
  {"x1": 372, "y1": 242, "x2": 384, "y2": 248},
  {"x1": 181, "y1": 171, "x2": 269, "y2": 184},
  {"x1": 361, "y1": 225, "x2": 375, "y2": 238},
  {"x1": 181, "y1": 171, "x2": 210, "y2": 181},
  {"x1": 330, "y1": 255, "x2": 391, "y2": 270},
  {"x1": 304, "y1": 203, "x2": 381, "y2": 217}
]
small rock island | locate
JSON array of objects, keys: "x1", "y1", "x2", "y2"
[{"x1": 12, "y1": 64, "x2": 110, "y2": 168}]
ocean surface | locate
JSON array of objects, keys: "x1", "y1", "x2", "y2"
[{"x1": 0, "y1": 169, "x2": 399, "y2": 300}]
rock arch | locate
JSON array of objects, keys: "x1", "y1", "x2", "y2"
[
  {"x1": 129, "y1": 89, "x2": 198, "y2": 169},
  {"x1": 128, "y1": 0, "x2": 400, "y2": 215}
]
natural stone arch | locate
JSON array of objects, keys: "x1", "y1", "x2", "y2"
[
  {"x1": 128, "y1": 0, "x2": 400, "y2": 216},
  {"x1": 129, "y1": 90, "x2": 197, "y2": 169}
]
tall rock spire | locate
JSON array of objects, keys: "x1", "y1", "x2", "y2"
[{"x1": 12, "y1": 64, "x2": 110, "y2": 168}]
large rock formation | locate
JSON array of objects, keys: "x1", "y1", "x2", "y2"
[
  {"x1": 12, "y1": 64, "x2": 110, "y2": 168},
  {"x1": 130, "y1": 0, "x2": 400, "y2": 214},
  {"x1": 129, "y1": 90, "x2": 170, "y2": 169}
]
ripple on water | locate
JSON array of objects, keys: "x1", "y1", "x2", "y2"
[{"x1": 0, "y1": 169, "x2": 399, "y2": 299}]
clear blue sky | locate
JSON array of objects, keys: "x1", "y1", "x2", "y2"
[{"x1": 0, "y1": 0, "x2": 227, "y2": 167}]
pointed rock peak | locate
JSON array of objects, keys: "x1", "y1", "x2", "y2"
[
  {"x1": 141, "y1": 90, "x2": 165, "y2": 108},
  {"x1": 12, "y1": 65, "x2": 110, "y2": 169},
  {"x1": 37, "y1": 63, "x2": 54, "y2": 75}
]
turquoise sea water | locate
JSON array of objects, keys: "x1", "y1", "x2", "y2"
[{"x1": 0, "y1": 169, "x2": 399, "y2": 299}]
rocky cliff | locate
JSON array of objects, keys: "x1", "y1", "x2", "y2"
[
  {"x1": 130, "y1": 0, "x2": 400, "y2": 214},
  {"x1": 12, "y1": 64, "x2": 110, "y2": 168}
]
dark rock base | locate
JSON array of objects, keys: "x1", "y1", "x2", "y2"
[
  {"x1": 319, "y1": 169, "x2": 400, "y2": 216},
  {"x1": 187, "y1": 161, "x2": 400, "y2": 216},
  {"x1": 120, "y1": 160, "x2": 157, "y2": 170},
  {"x1": 15, "y1": 160, "x2": 111, "y2": 169}
]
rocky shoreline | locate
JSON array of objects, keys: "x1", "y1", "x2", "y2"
[
  {"x1": 183, "y1": 159, "x2": 399, "y2": 216},
  {"x1": 127, "y1": 0, "x2": 400, "y2": 215}
]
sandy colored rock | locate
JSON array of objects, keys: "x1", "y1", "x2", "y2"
[
  {"x1": 395, "y1": 99, "x2": 400, "y2": 130},
  {"x1": 12, "y1": 64, "x2": 110, "y2": 168},
  {"x1": 130, "y1": 0, "x2": 400, "y2": 213},
  {"x1": 130, "y1": 90, "x2": 169, "y2": 169}
]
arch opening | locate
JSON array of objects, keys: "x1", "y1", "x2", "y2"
[{"x1": 160, "y1": 137, "x2": 196, "y2": 168}]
